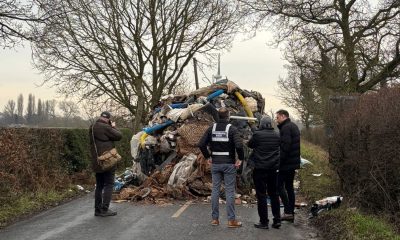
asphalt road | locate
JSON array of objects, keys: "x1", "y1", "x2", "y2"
[{"x1": 0, "y1": 194, "x2": 318, "y2": 240}]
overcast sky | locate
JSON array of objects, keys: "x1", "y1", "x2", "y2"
[{"x1": 0, "y1": 31, "x2": 295, "y2": 117}]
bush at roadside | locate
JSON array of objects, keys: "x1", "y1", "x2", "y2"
[
  {"x1": 329, "y1": 87, "x2": 400, "y2": 229},
  {"x1": 0, "y1": 127, "x2": 132, "y2": 227},
  {"x1": 300, "y1": 140, "x2": 400, "y2": 239}
]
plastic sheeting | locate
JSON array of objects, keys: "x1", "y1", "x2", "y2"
[
  {"x1": 165, "y1": 108, "x2": 186, "y2": 122},
  {"x1": 168, "y1": 154, "x2": 197, "y2": 187},
  {"x1": 131, "y1": 131, "x2": 145, "y2": 159},
  {"x1": 180, "y1": 104, "x2": 204, "y2": 120}
]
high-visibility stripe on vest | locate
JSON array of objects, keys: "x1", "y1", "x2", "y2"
[{"x1": 211, "y1": 123, "x2": 231, "y2": 156}]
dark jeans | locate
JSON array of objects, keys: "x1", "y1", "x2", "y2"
[
  {"x1": 95, "y1": 170, "x2": 115, "y2": 211},
  {"x1": 253, "y1": 169, "x2": 280, "y2": 224},
  {"x1": 278, "y1": 170, "x2": 296, "y2": 214}
]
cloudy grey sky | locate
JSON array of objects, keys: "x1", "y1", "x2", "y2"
[{"x1": 0, "y1": 31, "x2": 293, "y2": 117}]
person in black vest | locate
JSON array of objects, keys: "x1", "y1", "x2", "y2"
[
  {"x1": 275, "y1": 109, "x2": 300, "y2": 222},
  {"x1": 89, "y1": 111, "x2": 122, "y2": 217},
  {"x1": 198, "y1": 107, "x2": 244, "y2": 228},
  {"x1": 248, "y1": 116, "x2": 281, "y2": 229}
]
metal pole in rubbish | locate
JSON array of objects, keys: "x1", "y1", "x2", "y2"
[
  {"x1": 229, "y1": 116, "x2": 258, "y2": 121},
  {"x1": 193, "y1": 58, "x2": 199, "y2": 90}
]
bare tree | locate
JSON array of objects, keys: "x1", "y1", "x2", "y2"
[
  {"x1": 242, "y1": 0, "x2": 400, "y2": 93},
  {"x1": 33, "y1": 0, "x2": 242, "y2": 131},
  {"x1": 26, "y1": 93, "x2": 35, "y2": 124},
  {"x1": 58, "y1": 100, "x2": 79, "y2": 120},
  {"x1": 0, "y1": 0, "x2": 54, "y2": 48},
  {"x1": 37, "y1": 98, "x2": 43, "y2": 122},
  {"x1": 278, "y1": 62, "x2": 323, "y2": 129},
  {"x1": 278, "y1": 34, "x2": 348, "y2": 127},
  {"x1": 3, "y1": 99, "x2": 16, "y2": 123},
  {"x1": 17, "y1": 93, "x2": 23, "y2": 123},
  {"x1": 45, "y1": 99, "x2": 56, "y2": 119},
  {"x1": 80, "y1": 97, "x2": 132, "y2": 127}
]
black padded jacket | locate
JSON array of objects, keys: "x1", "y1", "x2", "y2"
[
  {"x1": 277, "y1": 118, "x2": 300, "y2": 171},
  {"x1": 247, "y1": 127, "x2": 280, "y2": 170}
]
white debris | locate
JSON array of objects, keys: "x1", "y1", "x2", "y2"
[{"x1": 168, "y1": 154, "x2": 197, "y2": 187}]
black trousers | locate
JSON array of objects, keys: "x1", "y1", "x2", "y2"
[
  {"x1": 278, "y1": 170, "x2": 296, "y2": 214},
  {"x1": 95, "y1": 170, "x2": 115, "y2": 211},
  {"x1": 253, "y1": 169, "x2": 280, "y2": 224}
]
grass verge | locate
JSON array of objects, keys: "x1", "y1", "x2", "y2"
[
  {"x1": 300, "y1": 140, "x2": 400, "y2": 240},
  {"x1": 0, "y1": 186, "x2": 86, "y2": 228},
  {"x1": 299, "y1": 140, "x2": 340, "y2": 202}
]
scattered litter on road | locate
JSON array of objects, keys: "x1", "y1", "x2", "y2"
[
  {"x1": 300, "y1": 157, "x2": 313, "y2": 167},
  {"x1": 295, "y1": 202, "x2": 308, "y2": 208},
  {"x1": 310, "y1": 196, "x2": 343, "y2": 217},
  {"x1": 312, "y1": 173, "x2": 322, "y2": 177}
]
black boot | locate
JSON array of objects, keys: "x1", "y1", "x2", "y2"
[
  {"x1": 99, "y1": 208, "x2": 117, "y2": 217},
  {"x1": 271, "y1": 219, "x2": 281, "y2": 229},
  {"x1": 254, "y1": 222, "x2": 269, "y2": 229},
  {"x1": 95, "y1": 208, "x2": 117, "y2": 217},
  {"x1": 94, "y1": 208, "x2": 103, "y2": 216}
]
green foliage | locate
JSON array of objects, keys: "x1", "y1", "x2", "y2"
[
  {"x1": 60, "y1": 127, "x2": 133, "y2": 172},
  {"x1": 349, "y1": 212, "x2": 400, "y2": 240},
  {"x1": 0, "y1": 188, "x2": 79, "y2": 228},
  {"x1": 318, "y1": 209, "x2": 400, "y2": 240},
  {"x1": 61, "y1": 129, "x2": 91, "y2": 172}
]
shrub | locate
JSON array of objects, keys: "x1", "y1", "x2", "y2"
[
  {"x1": 301, "y1": 126, "x2": 329, "y2": 150},
  {"x1": 329, "y1": 87, "x2": 400, "y2": 229},
  {"x1": 0, "y1": 127, "x2": 133, "y2": 206}
]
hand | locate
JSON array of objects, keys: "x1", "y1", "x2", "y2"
[
  {"x1": 207, "y1": 158, "x2": 212, "y2": 165},
  {"x1": 111, "y1": 121, "x2": 116, "y2": 127},
  {"x1": 235, "y1": 160, "x2": 242, "y2": 169}
]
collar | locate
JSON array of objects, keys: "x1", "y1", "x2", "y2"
[
  {"x1": 97, "y1": 118, "x2": 109, "y2": 124},
  {"x1": 217, "y1": 118, "x2": 229, "y2": 124},
  {"x1": 277, "y1": 118, "x2": 291, "y2": 128}
]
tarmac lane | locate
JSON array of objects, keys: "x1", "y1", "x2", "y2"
[{"x1": 0, "y1": 194, "x2": 315, "y2": 240}]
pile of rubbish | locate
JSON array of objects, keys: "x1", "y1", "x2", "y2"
[{"x1": 113, "y1": 80, "x2": 265, "y2": 203}]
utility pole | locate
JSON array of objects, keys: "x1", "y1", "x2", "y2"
[
  {"x1": 213, "y1": 54, "x2": 222, "y2": 83},
  {"x1": 193, "y1": 58, "x2": 199, "y2": 89}
]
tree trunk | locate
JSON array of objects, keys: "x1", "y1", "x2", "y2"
[{"x1": 133, "y1": 96, "x2": 145, "y2": 133}]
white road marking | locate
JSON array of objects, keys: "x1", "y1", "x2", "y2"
[{"x1": 171, "y1": 201, "x2": 192, "y2": 218}]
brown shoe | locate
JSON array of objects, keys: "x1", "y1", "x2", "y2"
[
  {"x1": 211, "y1": 219, "x2": 219, "y2": 226},
  {"x1": 281, "y1": 213, "x2": 294, "y2": 222},
  {"x1": 228, "y1": 220, "x2": 242, "y2": 228}
]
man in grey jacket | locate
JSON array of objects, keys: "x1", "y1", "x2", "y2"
[{"x1": 89, "y1": 111, "x2": 122, "y2": 217}]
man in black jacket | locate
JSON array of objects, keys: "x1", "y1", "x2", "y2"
[
  {"x1": 89, "y1": 111, "x2": 122, "y2": 217},
  {"x1": 276, "y1": 109, "x2": 300, "y2": 222},
  {"x1": 248, "y1": 116, "x2": 281, "y2": 229},
  {"x1": 198, "y1": 107, "x2": 244, "y2": 228}
]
